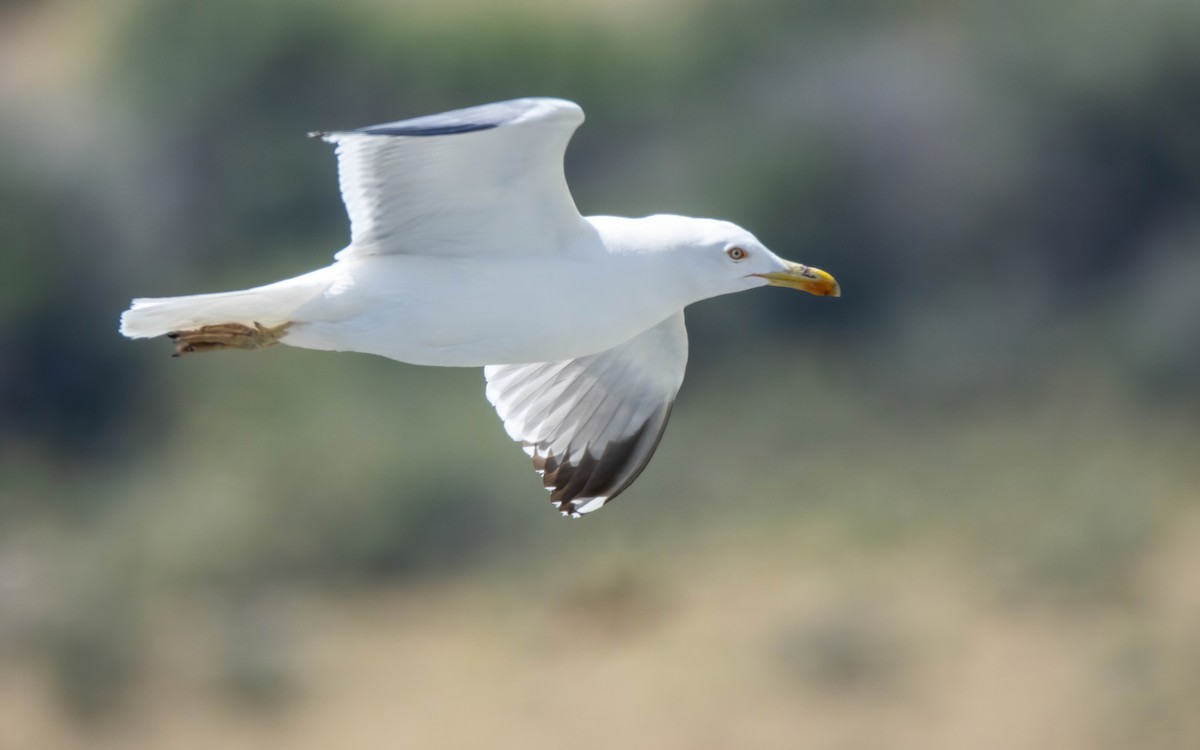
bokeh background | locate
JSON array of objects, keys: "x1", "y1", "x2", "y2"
[{"x1": 2, "y1": 0, "x2": 1199, "y2": 747}]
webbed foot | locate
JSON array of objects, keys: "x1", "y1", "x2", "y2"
[{"x1": 168, "y1": 322, "x2": 291, "y2": 356}]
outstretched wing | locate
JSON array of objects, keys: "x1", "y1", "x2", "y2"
[
  {"x1": 484, "y1": 315, "x2": 688, "y2": 517},
  {"x1": 313, "y1": 97, "x2": 590, "y2": 259}
]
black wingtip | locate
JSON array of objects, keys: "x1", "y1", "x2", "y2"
[{"x1": 356, "y1": 121, "x2": 498, "y2": 137}]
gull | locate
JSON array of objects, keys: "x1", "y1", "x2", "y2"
[{"x1": 119, "y1": 97, "x2": 839, "y2": 517}]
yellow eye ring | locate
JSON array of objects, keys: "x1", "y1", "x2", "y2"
[{"x1": 726, "y1": 246, "x2": 748, "y2": 261}]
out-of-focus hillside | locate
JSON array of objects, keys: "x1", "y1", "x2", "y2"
[
  {"x1": 5, "y1": 511, "x2": 1200, "y2": 750},
  {"x1": 1, "y1": 0, "x2": 1198, "y2": 747}
]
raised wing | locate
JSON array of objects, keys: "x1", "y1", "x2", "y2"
[
  {"x1": 312, "y1": 97, "x2": 590, "y2": 259},
  {"x1": 484, "y1": 315, "x2": 688, "y2": 517}
]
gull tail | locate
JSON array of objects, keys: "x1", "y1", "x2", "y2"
[{"x1": 119, "y1": 271, "x2": 330, "y2": 340}]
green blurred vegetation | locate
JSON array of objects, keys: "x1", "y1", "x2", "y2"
[{"x1": 0, "y1": 0, "x2": 1198, "y2": 745}]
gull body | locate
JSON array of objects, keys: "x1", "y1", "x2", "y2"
[
  {"x1": 200, "y1": 216, "x2": 782, "y2": 367},
  {"x1": 120, "y1": 98, "x2": 839, "y2": 516}
]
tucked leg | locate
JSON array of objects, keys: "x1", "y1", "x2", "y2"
[{"x1": 168, "y1": 322, "x2": 291, "y2": 356}]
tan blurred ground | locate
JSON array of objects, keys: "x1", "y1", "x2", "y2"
[{"x1": 4, "y1": 508, "x2": 1200, "y2": 750}]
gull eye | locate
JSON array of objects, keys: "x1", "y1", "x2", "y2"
[{"x1": 726, "y1": 246, "x2": 748, "y2": 261}]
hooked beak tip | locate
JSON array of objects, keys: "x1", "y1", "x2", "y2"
[{"x1": 755, "y1": 263, "x2": 840, "y2": 297}]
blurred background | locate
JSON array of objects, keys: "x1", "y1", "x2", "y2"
[{"x1": 2, "y1": 0, "x2": 1199, "y2": 747}]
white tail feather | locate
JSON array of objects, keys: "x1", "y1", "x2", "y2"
[{"x1": 119, "y1": 273, "x2": 330, "y2": 339}]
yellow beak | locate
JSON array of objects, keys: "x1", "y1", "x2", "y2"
[{"x1": 754, "y1": 261, "x2": 841, "y2": 297}]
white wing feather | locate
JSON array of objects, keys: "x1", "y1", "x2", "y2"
[
  {"x1": 484, "y1": 314, "x2": 688, "y2": 516},
  {"x1": 316, "y1": 97, "x2": 590, "y2": 259}
]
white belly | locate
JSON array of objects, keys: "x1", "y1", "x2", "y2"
[{"x1": 281, "y1": 254, "x2": 685, "y2": 366}]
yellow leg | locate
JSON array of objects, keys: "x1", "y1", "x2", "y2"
[{"x1": 168, "y1": 322, "x2": 291, "y2": 356}]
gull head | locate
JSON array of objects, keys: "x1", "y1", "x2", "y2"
[{"x1": 599, "y1": 214, "x2": 840, "y2": 301}]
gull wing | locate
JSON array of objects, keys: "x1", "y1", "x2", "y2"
[
  {"x1": 484, "y1": 314, "x2": 688, "y2": 517},
  {"x1": 313, "y1": 97, "x2": 591, "y2": 259}
]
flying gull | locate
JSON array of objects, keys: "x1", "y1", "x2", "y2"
[{"x1": 120, "y1": 97, "x2": 839, "y2": 517}]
